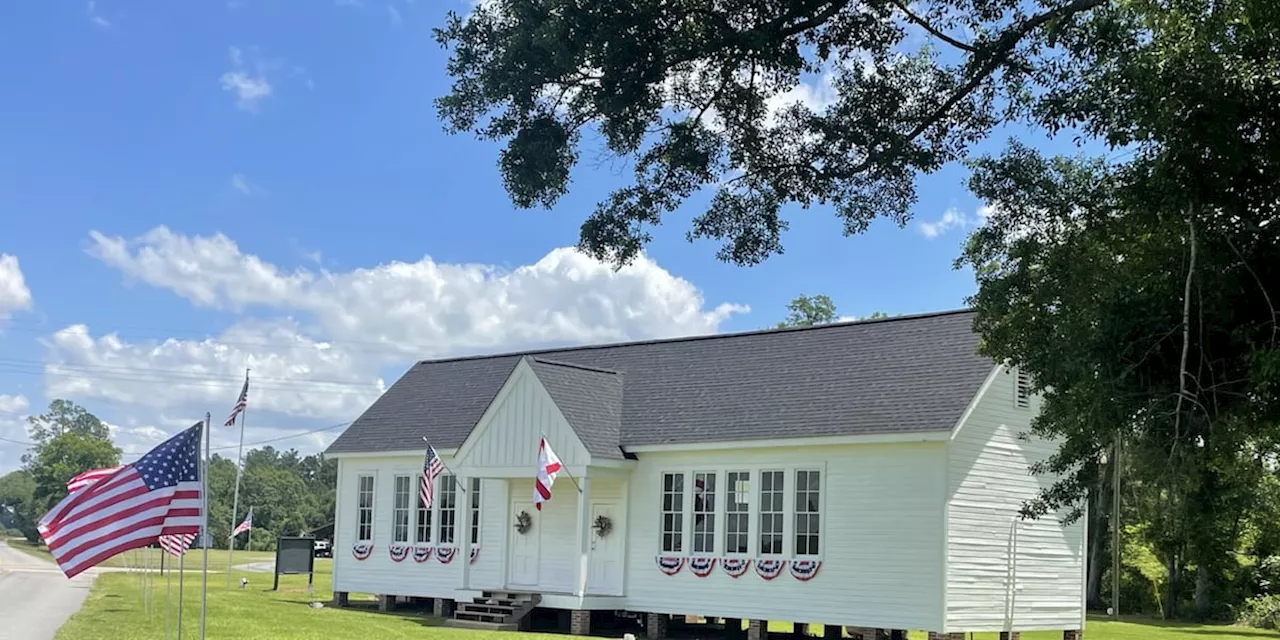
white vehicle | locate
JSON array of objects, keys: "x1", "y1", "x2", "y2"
[{"x1": 313, "y1": 539, "x2": 331, "y2": 558}]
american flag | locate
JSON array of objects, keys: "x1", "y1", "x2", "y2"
[
  {"x1": 66, "y1": 466, "x2": 124, "y2": 493},
  {"x1": 224, "y1": 374, "x2": 249, "y2": 427},
  {"x1": 159, "y1": 533, "x2": 196, "y2": 556},
  {"x1": 38, "y1": 422, "x2": 203, "y2": 578},
  {"x1": 230, "y1": 508, "x2": 253, "y2": 538},
  {"x1": 420, "y1": 444, "x2": 445, "y2": 508}
]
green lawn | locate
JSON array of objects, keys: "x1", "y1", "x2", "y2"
[{"x1": 43, "y1": 545, "x2": 1277, "y2": 640}]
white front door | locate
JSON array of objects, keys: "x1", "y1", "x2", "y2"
[
  {"x1": 508, "y1": 495, "x2": 539, "y2": 587},
  {"x1": 586, "y1": 502, "x2": 623, "y2": 595}
]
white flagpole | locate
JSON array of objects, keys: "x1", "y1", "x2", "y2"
[
  {"x1": 200, "y1": 413, "x2": 210, "y2": 640},
  {"x1": 165, "y1": 551, "x2": 173, "y2": 640},
  {"x1": 227, "y1": 369, "x2": 249, "y2": 590},
  {"x1": 177, "y1": 550, "x2": 185, "y2": 640}
]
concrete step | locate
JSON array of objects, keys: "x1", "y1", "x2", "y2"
[{"x1": 445, "y1": 618, "x2": 519, "y2": 632}]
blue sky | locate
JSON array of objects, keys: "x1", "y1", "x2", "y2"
[{"x1": 0, "y1": 0, "x2": 1081, "y2": 474}]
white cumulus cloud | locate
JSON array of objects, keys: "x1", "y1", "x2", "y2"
[
  {"x1": 0, "y1": 254, "x2": 33, "y2": 320},
  {"x1": 86, "y1": 226, "x2": 747, "y2": 359}
]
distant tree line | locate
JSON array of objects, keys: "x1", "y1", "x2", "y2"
[{"x1": 0, "y1": 399, "x2": 336, "y2": 551}]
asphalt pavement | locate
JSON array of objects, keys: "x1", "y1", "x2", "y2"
[{"x1": 0, "y1": 539, "x2": 96, "y2": 640}]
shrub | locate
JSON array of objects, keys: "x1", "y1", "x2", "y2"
[{"x1": 1238, "y1": 594, "x2": 1280, "y2": 629}]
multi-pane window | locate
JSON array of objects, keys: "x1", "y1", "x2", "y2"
[
  {"x1": 392, "y1": 475, "x2": 412, "y2": 543},
  {"x1": 725, "y1": 471, "x2": 750, "y2": 554},
  {"x1": 759, "y1": 471, "x2": 784, "y2": 555},
  {"x1": 415, "y1": 474, "x2": 432, "y2": 543},
  {"x1": 795, "y1": 470, "x2": 821, "y2": 556},
  {"x1": 661, "y1": 472, "x2": 684, "y2": 553},
  {"x1": 692, "y1": 472, "x2": 717, "y2": 554},
  {"x1": 439, "y1": 474, "x2": 458, "y2": 545},
  {"x1": 469, "y1": 477, "x2": 482, "y2": 545},
  {"x1": 356, "y1": 475, "x2": 374, "y2": 542}
]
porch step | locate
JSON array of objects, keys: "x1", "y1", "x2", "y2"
[
  {"x1": 451, "y1": 592, "x2": 540, "y2": 629},
  {"x1": 445, "y1": 619, "x2": 519, "y2": 632}
]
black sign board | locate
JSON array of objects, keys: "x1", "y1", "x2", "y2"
[{"x1": 273, "y1": 535, "x2": 316, "y2": 591}]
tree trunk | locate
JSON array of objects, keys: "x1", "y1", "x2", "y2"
[
  {"x1": 1086, "y1": 488, "x2": 1107, "y2": 609},
  {"x1": 1164, "y1": 556, "x2": 1179, "y2": 619},
  {"x1": 1194, "y1": 561, "x2": 1212, "y2": 619}
]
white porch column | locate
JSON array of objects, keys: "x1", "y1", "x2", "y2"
[
  {"x1": 574, "y1": 475, "x2": 591, "y2": 596},
  {"x1": 460, "y1": 474, "x2": 473, "y2": 591}
]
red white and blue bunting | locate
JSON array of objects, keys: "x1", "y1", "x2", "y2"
[
  {"x1": 755, "y1": 559, "x2": 786, "y2": 580},
  {"x1": 689, "y1": 557, "x2": 717, "y2": 577},
  {"x1": 655, "y1": 555, "x2": 685, "y2": 575},
  {"x1": 436, "y1": 547, "x2": 457, "y2": 564},
  {"x1": 351, "y1": 542, "x2": 373, "y2": 561},
  {"x1": 722, "y1": 558, "x2": 751, "y2": 578},
  {"x1": 789, "y1": 559, "x2": 821, "y2": 581},
  {"x1": 388, "y1": 544, "x2": 410, "y2": 563},
  {"x1": 470, "y1": 547, "x2": 480, "y2": 565},
  {"x1": 412, "y1": 546, "x2": 433, "y2": 563}
]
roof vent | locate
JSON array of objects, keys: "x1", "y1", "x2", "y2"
[{"x1": 1015, "y1": 369, "x2": 1033, "y2": 409}]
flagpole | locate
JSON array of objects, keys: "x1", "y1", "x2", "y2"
[
  {"x1": 227, "y1": 368, "x2": 249, "y2": 590},
  {"x1": 165, "y1": 551, "x2": 172, "y2": 640},
  {"x1": 177, "y1": 550, "x2": 185, "y2": 640},
  {"x1": 200, "y1": 412, "x2": 210, "y2": 640}
]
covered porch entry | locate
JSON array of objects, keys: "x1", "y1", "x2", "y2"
[{"x1": 449, "y1": 355, "x2": 635, "y2": 606}]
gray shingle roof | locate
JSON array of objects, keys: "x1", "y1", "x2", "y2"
[
  {"x1": 526, "y1": 358, "x2": 624, "y2": 459},
  {"x1": 325, "y1": 309, "x2": 993, "y2": 455}
]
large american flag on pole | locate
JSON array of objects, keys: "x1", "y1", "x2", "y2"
[
  {"x1": 420, "y1": 444, "x2": 445, "y2": 508},
  {"x1": 38, "y1": 422, "x2": 203, "y2": 578},
  {"x1": 224, "y1": 374, "x2": 249, "y2": 427}
]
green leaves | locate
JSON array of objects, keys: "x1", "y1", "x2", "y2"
[{"x1": 435, "y1": 0, "x2": 1107, "y2": 265}]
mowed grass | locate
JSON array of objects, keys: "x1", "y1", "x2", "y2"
[
  {"x1": 47, "y1": 548, "x2": 1277, "y2": 640},
  {"x1": 6, "y1": 539, "x2": 275, "y2": 572}
]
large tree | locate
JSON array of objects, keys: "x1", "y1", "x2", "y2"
[
  {"x1": 957, "y1": 0, "x2": 1280, "y2": 617},
  {"x1": 435, "y1": 0, "x2": 1108, "y2": 265}
]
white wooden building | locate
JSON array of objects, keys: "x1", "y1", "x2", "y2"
[{"x1": 325, "y1": 311, "x2": 1086, "y2": 640}]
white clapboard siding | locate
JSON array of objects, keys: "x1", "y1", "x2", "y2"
[
  {"x1": 623, "y1": 443, "x2": 947, "y2": 632},
  {"x1": 469, "y1": 478, "x2": 508, "y2": 589},
  {"x1": 945, "y1": 368, "x2": 1086, "y2": 632},
  {"x1": 455, "y1": 359, "x2": 590, "y2": 471},
  {"x1": 333, "y1": 454, "x2": 487, "y2": 597}
]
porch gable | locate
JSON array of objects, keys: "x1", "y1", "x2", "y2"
[{"x1": 452, "y1": 357, "x2": 595, "y2": 474}]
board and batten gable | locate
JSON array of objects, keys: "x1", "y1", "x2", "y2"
[
  {"x1": 945, "y1": 366, "x2": 1086, "y2": 632},
  {"x1": 453, "y1": 357, "x2": 592, "y2": 473},
  {"x1": 623, "y1": 441, "x2": 948, "y2": 632}
]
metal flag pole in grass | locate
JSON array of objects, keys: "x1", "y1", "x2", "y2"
[
  {"x1": 165, "y1": 551, "x2": 172, "y2": 640},
  {"x1": 200, "y1": 412, "x2": 211, "y2": 640},
  {"x1": 225, "y1": 369, "x2": 249, "y2": 590},
  {"x1": 177, "y1": 550, "x2": 185, "y2": 640}
]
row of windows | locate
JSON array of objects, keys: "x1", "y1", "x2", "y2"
[
  {"x1": 355, "y1": 473, "x2": 480, "y2": 545},
  {"x1": 661, "y1": 468, "x2": 822, "y2": 557}
]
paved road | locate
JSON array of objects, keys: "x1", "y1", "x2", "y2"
[
  {"x1": 0, "y1": 539, "x2": 96, "y2": 640},
  {"x1": 233, "y1": 560, "x2": 275, "y2": 573}
]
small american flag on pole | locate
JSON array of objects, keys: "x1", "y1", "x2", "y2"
[
  {"x1": 230, "y1": 508, "x2": 253, "y2": 538},
  {"x1": 159, "y1": 533, "x2": 196, "y2": 556},
  {"x1": 420, "y1": 444, "x2": 445, "y2": 508},
  {"x1": 224, "y1": 374, "x2": 249, "y2": 427},
  {"x1": 38, "y1": 422, "x2": 203, "y2": 578}
]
